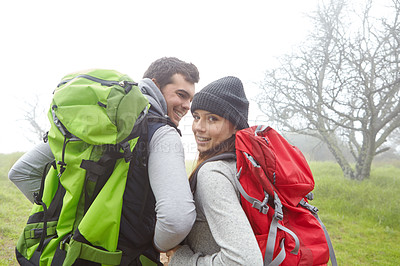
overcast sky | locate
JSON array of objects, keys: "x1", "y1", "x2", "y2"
[{"x1": 0, "y1": 0, "x2": 321, "y2": 156}]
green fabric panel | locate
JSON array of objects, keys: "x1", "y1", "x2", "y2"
[
  {"x1": 54, "y1": 76, "x2": 111, "y2": 106},
  {"x1": 53, "y1": 72, "x2": 114, "y2": 144},
  {"x1": 56, "y1": 141, "x2": 92, "y2": 235},
  {"x1": 53, "y1": 104, "x2": 117, "y2": 145},
  {"x1": 116, "y1": 85, "x2": 149, "y2": 143},
  {"x1": 40, "y1": 168, "x2": 59, "y2": 210},
  {"x1": 78, "y1": 138, "x2": 138, "y2": 251},
  {"x1": 107, "y1": 84, "x2": 149, "y2": 143},
  {"x1": 29, "y1": 204, "x2": 44, "y2": 216},
  {"x1": 62, "y1": 239, "x2": 80, "y2": 266},
  {"x1": 39, "y1": 122, "x2": 94, "y2": 265},
  {"x1": 60, "y1": 69, "x2": 125, "y2": 82},
  {"x1": 40, "y1": 238, "x2": 64, "y2": 265},
  {"x1": 15, "y1": 115, "x2": 66, "y2": 261},
  {"x1": 53, "y1": 69, "x2": 148, "y2": 145},
  {"x1": 139, "y1": 255, "x2": 159, "y2": 266},
  {"x1": 106, "y1": 86, "x2": 125, "y2": 134},
  {"x1": 89, "y1": 145, "x2": 107, "y2": 161},
  {"x1": 23, "y1": 222, "x2": 57, "y2": 239},
  {"x1": 16, "y1": 221, "x2": 58, "y2": 259},
  {"x1": 72, "y1": 146, "x2": 107, "y2": 234},
  {"x1": 63, "y1": 239, "x2": 122, "y2": 266}
]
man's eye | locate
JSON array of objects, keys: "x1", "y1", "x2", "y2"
[{"x1": 177, "y1": 92, "x2": 187, "y2": 99}]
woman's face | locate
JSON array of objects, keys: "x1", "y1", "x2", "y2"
[{"x1": 192, "y1": 109, "x2": 237, "y2": 153}]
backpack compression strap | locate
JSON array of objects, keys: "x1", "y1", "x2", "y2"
[
  {"x1": 32, "y1": 160, "x2": 60, "y2": 251},
  {"x1": 299, "y1": 199, "x2": 338, "y2": 266},
  {"x1": 263, "y1": 192, "x2": 300, "y2": 266},
  {"x1": 233, "y1": 167, "x2": 300, "y2": 266}
]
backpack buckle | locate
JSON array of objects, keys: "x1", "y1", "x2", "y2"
[
  {"x1": 299, "y1": 198, "x2": 319, "y2": 214},
  {"x1": 33, "y1": 192, "x2": 41, "y2": 205},
  {"x1": 254, "y1": 125, "x2": 268, "y2": 136},
  {"x1": 57, "y1": 161, "x2": 67, "y2": 177},
  {"x1": 306, "y1": 192, "x2": 314, "y2": 200},
  {"x1": 60, "y1": 234, "x2": 72, "y2": 251},
  {"x1": 252, "y1": 191, "x2": 270, "y2": 214},
  {"x1": 30, "y1": 228, "x2": 43, "y2": 239},
  {"x1": 119, "y1": 81, "x2": 138, "y2": 94},
  {"x1": 120, "y1": 142, "x2": 133, "y2": 162},
  {"x1": 273, "y1": 192, "x2": 284, "y2": 220},
  {"x1": 43, "y1": 131, "x2": 49, "y2": 143}
]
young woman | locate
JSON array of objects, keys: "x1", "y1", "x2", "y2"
[{"x1": 167, "y1": 76, "x2": 263, "y2": 265}]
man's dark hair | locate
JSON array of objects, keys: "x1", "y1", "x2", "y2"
[{"x1": 143, "y1": 57, "x2": 200, "y2": 89}]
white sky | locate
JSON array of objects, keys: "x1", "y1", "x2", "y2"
[{"x1": 0, "y1": 0, "x2": 320, "y2": 157}]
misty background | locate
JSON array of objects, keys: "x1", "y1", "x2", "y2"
[{"x1": 1, "y1": 0, "x2": 399, "y2": 176}]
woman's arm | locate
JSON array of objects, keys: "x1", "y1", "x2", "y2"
[
  {"x1": 8, "y1": 142, "x2": 54, "y2": 203},
  {"x1": 170, "y1": 161, "x2": 263, "y2": 265}
]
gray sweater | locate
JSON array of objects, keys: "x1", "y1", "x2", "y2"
[
  {"x1": 170, "y1": 160, "x2": 263, "y2": 266},
  {"x1": 8, "y1": 78, "x2": 196, "y2": 252}
]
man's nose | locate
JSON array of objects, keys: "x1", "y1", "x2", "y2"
[{"x1": 182, "y1": 99, "x2": 190, "y2": 111}]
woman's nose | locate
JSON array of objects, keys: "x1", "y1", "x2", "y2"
[{"x1": 193, "y1": 120, "x2": 205, "y2": 132}]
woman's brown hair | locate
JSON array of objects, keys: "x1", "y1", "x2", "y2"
[{"x1": 189, "y1": 134, "x2": 236, "y2": 182}]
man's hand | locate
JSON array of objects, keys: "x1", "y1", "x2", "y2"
[{"x1": 165, "y1": 245, "x2": 182, "y2": 265}]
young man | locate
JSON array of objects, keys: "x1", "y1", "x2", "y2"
[{"x1": 9, "y1": 57, "x2": 199, "y2": 265}]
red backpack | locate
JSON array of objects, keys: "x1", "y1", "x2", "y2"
[{"x1": 191, "y1": 125, "x2": 337, "y2": 266}]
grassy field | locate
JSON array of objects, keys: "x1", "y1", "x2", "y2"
[
  {"x1": 0, "y1": 152, "x2": 31, "y2": 266},
  {"x1": 309, "y1": 161, "x2": 400, "y2": 265},
  {"x1": 1, "y1": 153, "x2": 399, "y2": 265}
]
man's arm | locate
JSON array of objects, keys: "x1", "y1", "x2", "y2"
[
  {"x1": 148, "y1": 125, "x2": 196, "y2": 252},
  {"x1": 8, "y1": 142, "x2": 54, "y2": 203}
]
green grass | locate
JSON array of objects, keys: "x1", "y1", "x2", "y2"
[
  {"x1": 1, "y1": 155, "x2": 399, "y2": 265},
  {"x1": 310, "y1": 161, "x2": 400, "y2": 265},
  {"x1": 0, "y1": 153, "x2": 32, "y2": 265}
]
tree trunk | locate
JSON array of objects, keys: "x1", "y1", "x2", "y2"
[
  {"x1": 354, "y1": 134, "x2": 376, "y2": 180},
  {"x1": 319, "y1": 130, "x2": 355, "y2": 179}
]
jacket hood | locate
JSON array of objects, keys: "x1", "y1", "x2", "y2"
[{"x1": 139, "y1": 78, "x2": 168, "y2": 116}]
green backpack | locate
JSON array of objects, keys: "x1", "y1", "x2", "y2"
[{"x1": 16, "y1": 69, "x2": 157, "y2": 265}]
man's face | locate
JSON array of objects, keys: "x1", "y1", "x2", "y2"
[{"x1": 159, "y1": 73, "x2": 195, "y2": 126}]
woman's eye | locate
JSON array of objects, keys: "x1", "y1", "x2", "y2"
[{"x1": 208, "y1": 116, "x2": 218, "y2": 122}]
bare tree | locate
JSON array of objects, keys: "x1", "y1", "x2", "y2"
[
  {"x1": 21, "y1": 95, "x2": 48, "y2": 144},
  {"x1": 257, "y1": 0, "x2": 400, "y2": 180},
  {"x1": 386, "y1": 127, "x2": 400, "y2": 155}
]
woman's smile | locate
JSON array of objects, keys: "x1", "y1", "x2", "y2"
[{"x1": 192, "y1": 110, "x2": 237, "y2": 153}]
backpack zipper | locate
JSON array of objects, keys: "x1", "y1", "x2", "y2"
[{"x1": 57, "y1": 74, "x2": 137, "y2": 89}]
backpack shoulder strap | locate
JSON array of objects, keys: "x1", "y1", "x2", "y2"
[
  {"x1": 146, "y1": 111, "x2": 182, "y2": 136},
  {"x1": 189, "y1": 152, "x2": 236, "y2": 193}
]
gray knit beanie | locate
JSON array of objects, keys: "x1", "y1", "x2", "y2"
[{"x1": 191, "y1": 76, "x2": 249, "y2": 129}]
